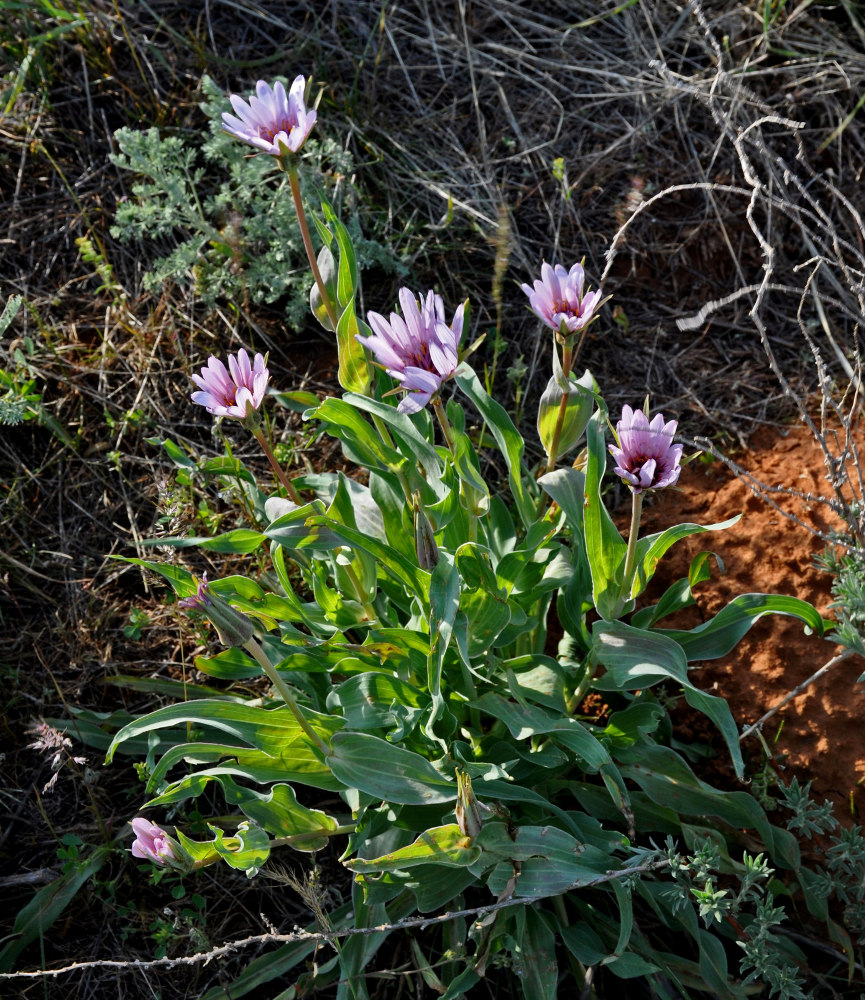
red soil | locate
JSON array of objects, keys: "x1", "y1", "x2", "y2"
[{"x1": 641, "y1": 424, "x2": 864, "y2": 815}]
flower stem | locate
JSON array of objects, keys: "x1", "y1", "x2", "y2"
[
  {"x1": 432, "y1": 395, "x2": 455, "y2": 451},
  {"x1": 270, "y1": 823, "x2": 355, "y2": 849},
  {"x1": 618, "y1": 490, "x2": 644, "y2": 614},
  {"x1": 433, "y1": 395, "x2": 477, "y2": 542},
  {"x1": 287, "y1": 165, "x2": 340, "y2": 332},
  {"x1": 244, "y1": 636, "x2": 332, "y2": 757},
  {"x1": 544, "y1": 344, "x2": 573, "y2": 475},
  {"x1": 252, "y1": 428, "x2": 302, "y2": 504}
]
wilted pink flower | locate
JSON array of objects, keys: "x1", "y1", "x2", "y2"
[
  {"x1": 177, "y1": 573, "x2": 254, "y2": 647},
  {"x1": 609, "y1": 405, "x2": 683, "y2": 493},
  {"x1": 521, "y1": 261, "x2": 604, "y2": 336},
  {"x1": 191, "y1": 349, "x2": 269, "y2": 419},
  {"x1": 222, "y1": 77, "x2": 316, "y2": 156},
  {"x1": 130, "y1": 817, "x2": 176, "y2": 865},
  {"x1": 177, "y1": 573, "x2": 212, "y2": 611},
  {"x1": 359, "y1": 289, "x2": 465, "y2": 414}
]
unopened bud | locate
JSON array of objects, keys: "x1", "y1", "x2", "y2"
[
  {"x1": 537, "y1": 367, "x2": 595, "y2": 461},
  {"x1": 130, "y1": 817, "x2": 190, "y2": 870},
  {"x1": 455, "y1": 771, "x2": 484, "y2": 839},
  {"x1": 309, "y1": 245, "x2": 339, "y2": 331},
  {"x1": 178, "y1": 574, "x2": 255, "y2": 647},
  {"x1": 412, "y1": 492, "x2": 439, "y2": 570}
]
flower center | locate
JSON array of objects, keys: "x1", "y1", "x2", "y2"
[
  {"x1": 626, "y1": 452, "x2": 654, "y2": 472},
  {"x1": 260, "y1": 119, "x2": 296, "y2": 142},
  {"x1": 411, "y1": 343, "x2": 433, "y2": 370}
]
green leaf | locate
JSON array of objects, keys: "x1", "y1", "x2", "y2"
[
  {"x1": 102, "y1": 675, "x2": 231, "y2": 700},
  {"x1": 478, "y1": 824, "x2": 612, "y2": 897},
  {"x1": 336, "y1": 296, "x2": 372, "y2": 395},
  {"x1": 604, "y1": 953, "x2": 661, "y2": 979},
  {"x1": 177, "y1": 821, "x2": 270, "y2": 875},
  {"x1": 112, "y1": 555, "x2": 196, "y2": 595},
  {"x1": 345, "y1": 824, "x2": 480, "y2": 873},
  {"x1": 560, "y1": 922, "x2": 607, "y2": 965},
  {"x1": 0, "y1": 294, "x2": 23, "y2": 338},
  {"x1": 202, "y1": 455, "x2": 258, "y2": 485},
  {"x1": 631, "y1": 550, "x2": 722, "y2": 629},
  {"x1": 592, "y1": 621, "x2": 744, "y2": 778},
  {"x1": 658, "y1": 592, "x2": 828, "y2": 660},
  {"x1": 202, "y1": 940, "x2": 318, "y2": 1000},
  {"x1": 343, "y1": 391, "x2": 443, "y2": 487},
  {"x1": 0, "y1": 846, "x2": 110, "y2": 972},
  {"x1": 147, "y1": 435, "x2": 196, "y2": 469},
  {"x1": 426, "y1": 553, "x2": 460, "y2": 742},
  {"x1": 408, "y1": 864, "x2": 477, "y2": 912},
  {"x1": 306, "y1": 396, "x2": 402, "y2": 471},
  {"x1": 273, "y1": 389, "x2": 322, "y2": 412},
  {"x1": 583, "y1": 410, "x2": 627, "y2": 619},
  {"x1": 265, "y1": 500, "x2": 344, "y2": 553},
  {"x1": 106, "y1": 700, "x2": 341, "y2": 788},
  {"x1": 472, "y1": 693, "x2": 610, "y2": 772},
  {"x1": 309, "y1": 244, "x2": 338, "y2": 329},
  {"x1": 441, "y1": 968, "x2": 481, "y2": 1000},
  {"x1": 330, "y1": 672, "x2": 428, "y2": 731},
  {"x1": 305, "y1": 514, "x2": 431, "y2": 602},
  {"x1": 697, "y1": 929, "x2": 735, "y2": 997},
  {"x1": 451, "y1": 426, "x2": 490, "y2": 514},
  {"x1": 618, "y1": 744, "x2": 776, "y2": 850},
  {"x1": 456, "y1": 544, "x2": 511, "y2": 655},
  {"x1": 221, "y1": 780, "x2": 339, "y2": 851},
  {"x1": 328, "y1": 732, "x2": 456, "y2": 804},
  {"x1": 537, "y1": 367, "x2": 596, "y2": 462},
  {"x1": 455, "y1": 365, "x2": 533, "y2": 527},
  {"x1": 605, "y1": 878, "x2": 633, "y2": 961},
  {"x1": 141, "y1": 528, "x2": 266, "y2": 554},
  {"x1": 629, "y1": 517, "x2": 739, "y2": 601},
  {"x1": 518, "y1": 909, "x2": 559, "y2": 1000},
  {"x1": 194, "y1": 647, "x2": 260, "y2": 680}
]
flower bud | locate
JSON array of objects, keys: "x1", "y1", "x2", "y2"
[
  {"x1": 309, "y1": 245, "x2": 339, "y2": 331},
  {"x1": 130, "y1": 817, "x2": 182, "y2": 867},
  {"x1": 455, "y1": 771, "x2": 483, "y2": 839},
  {"x1": 412, "y1": 492, "x2": 439, "y2": 569},
  {"x1": 537, "y1": 367, "x2": 595, "y2": 461},
  {"x1": 178, "y1": 574, "x2": 255, "y2": 647}
]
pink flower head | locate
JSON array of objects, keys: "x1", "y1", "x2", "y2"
[
  {"x1": 177, "y1": 573, "x2": 254, "y2": 647},
  {"x1": 130, "y1": 817, "x2": 176, "y2": 865},
  {"x1": 521, "y1": 261, "x2": 604, "y2": 336},
  {"x1": 359, "y1": 288, "x2": 465, "y2": 414},
  {"x1": 609, "y1": 405, "x2": 683, "y2": 494},
  {"x1": 191, "y1": 349, "x2": 269, "y2": 419},
  {"x1": 177, "y1": 573, "x2": 212, "y2": 611},
  {"x1": 222, "y1": 77, "x2": 316, "y2": 156}
]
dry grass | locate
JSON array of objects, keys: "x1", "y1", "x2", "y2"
[{"x1": 1, "y1": 0, "x2": 864, "y2": 995}]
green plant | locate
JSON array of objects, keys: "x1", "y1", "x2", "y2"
[
  {"x1": 20, "y1": 67, "x2": 847, "y2": 1000},
  {"x1": 110, "y1": 76, "x2": 404, "y2": 325}
]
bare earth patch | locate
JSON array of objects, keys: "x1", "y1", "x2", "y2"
[{"x1": 642, "y1": 423, "x2": 863, "y2": 815}]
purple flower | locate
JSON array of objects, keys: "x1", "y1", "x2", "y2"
[
  {"x1": 359, "y1": 288, "x2": 465, "y2": 414},
  {"x1": 191, "y1": 349, "x2": 269, "y2": 419},
  {"x1": 130, "y1": 817, "x2": 176, "y2": 865},
  {"x1": 177, "y1": 573, "x2": 254, "y2": 647},
  {"x1": 521, "y1": 262, "x2": 604, "y2": 336},
  {"x1": 177, "y1": 573, "x2": 212, "y2": 611},
  {"x1": 609, "y1": 405, "x2": 683, "y2": 493},
  {"x1": 222, "y1": 77, "x2": 316, "y2": 156}
]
